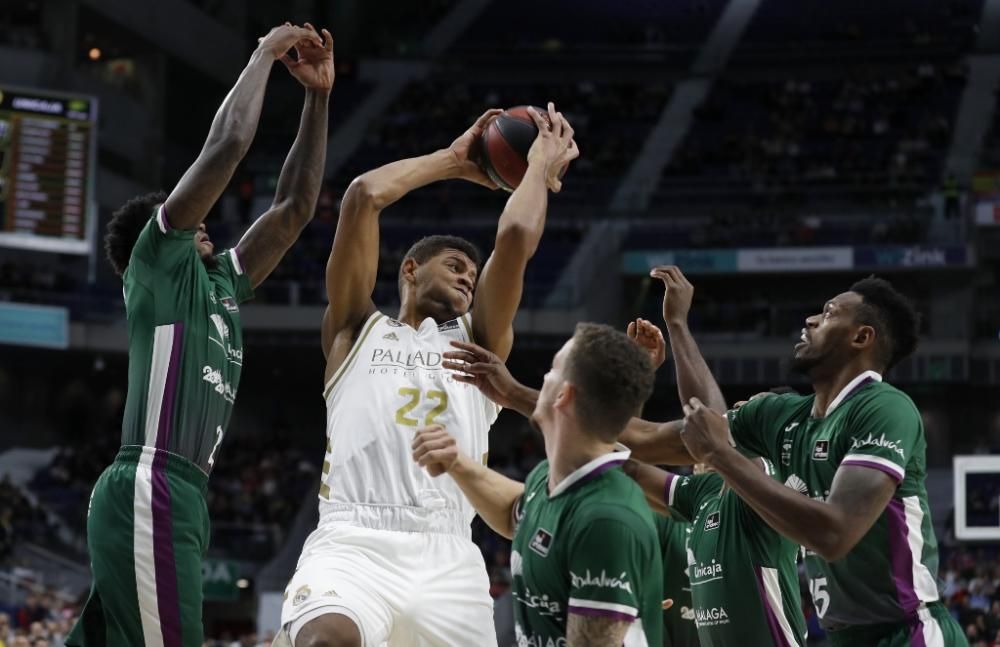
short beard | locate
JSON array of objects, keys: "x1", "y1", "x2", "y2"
[
  {"x1": 790, "y1": 354, "x2": 818, "y2": 376},
  {"x1": 201, "y1": 253, "x2": 219, "y2": 271}
]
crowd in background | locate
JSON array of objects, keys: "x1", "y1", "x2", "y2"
[{"x1": 665, "y1": 64, "x2": 964, "y2": 208}]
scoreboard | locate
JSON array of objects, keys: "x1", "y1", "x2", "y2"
[{"x1": 0, "y1": 86, "x2": 97, "y2": 254}]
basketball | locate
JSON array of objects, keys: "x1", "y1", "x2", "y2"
[{"x1": 478, "y1": 105, "x2": 566, "y2": 192}]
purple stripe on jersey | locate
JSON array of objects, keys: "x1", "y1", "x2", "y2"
[
  {"x1": 841, "y1": 376, "x2": 876, "y2": 403},
  {"x1": 567, "y1": 605, "x2": 636, "y2": 623},
  {"x1": 156, "y1": 323, "x2": 184, "y2": 452},
  {"x1": 909, "y1": 618, "x2": 928, "y2": 647},
  {"x1": 663, "y1": 473, "x2": 677, "y2": 506},
  {"x1": 753, "y1": 567, "x2": 792, "y2": 647},
  {"x1": 151, "y1": 453, "x2": 182, "y2": 646},
  {"x1": 841, "y1": 458, "x2": 903, "y2": 483},
  {"x1": 576, "y1": 459, "x2": 628, "y2": 489},
  {"x1": 886, "y1": 498, "x2": 920, "y2": 615}
]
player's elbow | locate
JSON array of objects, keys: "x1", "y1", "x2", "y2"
[
  {"x1": 495, "y1": 220, "x2": 538, "y2": 258},
  {"x1": 347, "y1": 175, "x2": 386, "y2": 212},
  {"x1": 811, "y1": 524, "x2": 855, "y2": 562}
]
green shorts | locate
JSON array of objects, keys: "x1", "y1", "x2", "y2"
[
  {"x1": 826, "y1": 602, "x2": 968, "y2": 647},
  {"x1": 66, "y1": 446, "x2": 209, "y2": 647}
]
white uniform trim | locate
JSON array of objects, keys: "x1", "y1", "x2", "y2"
[
  {"x1": 760, "y1": 566, "x2": 800, "y2": 646},
  {"x1": 322, "y1": 311, "x2": 385, "y2": 399},
  {"x1": 548, "y1": 446, "x2": 632, "y2": 498},
  {"x1": 842, "y1": 453, "x2": 905, "y2": 482},
  {"x1": 816, "y1": 370, "x2": 882, "y2": 416},
  {"x1": 567, "y1": 597, "x2": 638, "y2": 618},
  {"x1": 903, "y1": 496, "x2": 941, "y2": 603},
  {"x1": 916, "y1": 606, "x2": 945, "y2": 646},
  {"x1": 143, "y1": 324, "x2": 176, "y2": 446},
  {"x1": 156, "y1": 204, "x2": 170, "y2": 233},
  {"x1": 133, "y1": 446, "x2": 164, "y2": 647},
  {"x1": 665, "y1": 474, "x2": 680, "y2": 507},
  {"x1": 228, "y1": 248, "x2": 244, "y2": 276}
]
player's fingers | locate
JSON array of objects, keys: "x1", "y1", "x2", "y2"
[
  {"x1": 682, "y1": 403, "x2": 695, "y2": 417},
  {"x1": 662, "y1": 598, "x2": 674, "y2": 610},
  {"x1": 547, "y1": 102, "x2": 558, "y2": 132},
  {"x1": 279, "y1": 54, "x2": 298, "y2": 69},
  {"x1": 474, "y1": 108, "x2": 503, "y2": 130},
  {"x1": 449, "y1": 339, "x2": 494, "y2": 360},
  {"x1": 449, "y1": 373, "x2": 477, "y2": 386},
  {"x1": 564, "y1": 140, "x2": 580, "y2": 161},
  {"x1": 551, "y1": 111, "x2": 565, "y2": 139},
  {"x1": 322, "y1": 28, "x2": 334, "y2": 52},
  {"x1": 526, "y1": 107, "x2": 549, "y2": 134},
  {"x1": 627, "y1": 321, "x2": 637, "y2": 338},
  {"x1": 443, "y1": 350, "x2": 481, "y2": 365},
  {"x1": 412, "y1": 437, "x2": 453, "y2": 459},
  {"x1": 558, "y1": 113, "x2": 573, "y2": 143},
  {"x1": 441, "y1": 359, "x2": 472, "y2": 373}
]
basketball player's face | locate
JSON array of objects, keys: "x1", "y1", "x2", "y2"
[
  {"x1": 532, "y1": 339, "x2": 573, "y2": 429},
  {"x1": 193, "y1": 223, "x2": 219, "y2": 269},
  {"x1": 792, "y1": 291, "x2": 863, "y2": 376},
  {"x1": 414, "y1": 250, "x2": 478, "y2": 321}
]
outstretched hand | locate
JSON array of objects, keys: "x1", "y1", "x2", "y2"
[
  {"x1": 627, "y1": 318, "x2": 667, "y2": 370},
  {"x1": 448, "y1": 109, "x2": 504, "y2": 189},
  {"x1": 443, "y1": 340, "x2": 524, "y2": 410},
  {"x1": 525, "y1": 102, "x2": 579, "y2": 192},
  {"x1": 279, "y1": 23, "x2": 334, "y2": 91},
  {"x1": 650, "y1": 265, "x2": 694, "y2": 327},
  {"x1": 256, "y1": 23, "x2": 321, "y2": 60}
]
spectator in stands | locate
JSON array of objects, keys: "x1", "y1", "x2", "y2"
[{"x1": 0, "y1": 613, "x2": 11, "y2": 647}]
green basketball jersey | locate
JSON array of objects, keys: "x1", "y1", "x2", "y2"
[
  {"x1": 665, "y1": 464, "x2": 806, "y2": 646},
  {"x1": 511, "y1": 450, "x2": 663, "y2": 647},
  {"x1": 728, "y1": 372, "x2": 941, "y2": 630},
  {"x1": 120, "y1": 206, "x2": 254, "y2": 473},
  {"x1": 654, "y1": 515, "x2": 699, "y2": 647}
]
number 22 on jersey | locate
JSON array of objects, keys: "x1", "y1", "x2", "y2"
[{"x1": 395, "y1": 388, "x2": 449, "y2": 427}]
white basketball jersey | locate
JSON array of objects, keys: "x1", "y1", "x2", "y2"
[{"x1": 320, "y1": 311, "x2": 501, "y2": 533}]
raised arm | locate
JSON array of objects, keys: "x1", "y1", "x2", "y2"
[
  {"x1": 622, "y1": 460, "x2": 673, "y2": 516},
  {"x1": 652, "y1": 266, "x2": 727, "y2": 413},
  {"x1": 237, "y1": 25, "x2": 333, "y2": 288},
  {"x1": 321, "y1": 110, "x2": 502, "y2": 357},
  {"x1": 412, "y1": 425, "x2": 525, "y2": 538},
  {"x1": 471, "y1": 103, "x2": 579, "y2": 360},
  {"x1": 163, "y1": 24, "x2": 320, "y2": 231},
  {"x1": 444, "y1": 339, "x2": 695, "y2": 463},
  {"x1": 618, "y1": 418, "x2": 692, "y2": 465},
  {"x1": 681, "y1": 398, "x2": 896, "y2": 561}
]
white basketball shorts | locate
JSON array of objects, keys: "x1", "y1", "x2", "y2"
[{"x1": 280, "y1": 523, "x2": 497, "y2": 647}]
